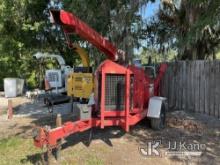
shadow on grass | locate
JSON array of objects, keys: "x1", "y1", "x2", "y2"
[{"x1": 20, "y1": 153, "x2": 43, "y2": 165}]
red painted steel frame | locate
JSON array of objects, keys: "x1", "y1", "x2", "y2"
[
  {"x1": 34, "y1": 112, "x2": 147, "y2": 148},
  {"x1": 34, "y1": 61, "x2": 167, "y2": 149},
  {"x1": 96, "y1": 60, "x2": 133, "y2": 131}
]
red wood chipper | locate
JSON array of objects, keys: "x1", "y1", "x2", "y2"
[{"x1": 32, "y1": 9, "x2": 168, "y2": 161}]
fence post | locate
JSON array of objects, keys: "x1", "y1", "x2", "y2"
[
  {"x1": 55, "y1": 113, "x2": 62, "y2": 160},
  {"x1": 7, "y1": 100, "x2": 13, "y2": 119},
  {"x1": 56, "y1": 113, "x2": 62, "y2": 127}
]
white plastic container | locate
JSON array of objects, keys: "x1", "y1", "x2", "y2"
[{"x1": 4, "y1": 78, "x2": 24, "y2": 98}]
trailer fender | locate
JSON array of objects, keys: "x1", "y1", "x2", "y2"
[{"x1": 147, "y1": 96, "x2": 167, "y2": 118}]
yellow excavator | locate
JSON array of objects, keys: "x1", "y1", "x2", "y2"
[{"x1": 67, "y1": 44, "x2": 94, "y2": 100}]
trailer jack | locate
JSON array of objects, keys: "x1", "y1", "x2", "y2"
[{"x1": 32, "y1": 127, "x2": 64, "y2": 164}]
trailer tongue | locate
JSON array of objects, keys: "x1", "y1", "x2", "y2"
[{"x1": 33, "y1": 9, "x2": 167, "y2": 162}]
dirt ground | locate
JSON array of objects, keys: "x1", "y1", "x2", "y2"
[{"x1": 0, "y1": 94, "x2": 220, "y2": 165}]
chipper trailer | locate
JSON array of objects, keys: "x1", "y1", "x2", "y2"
[
  {"x1": 32, "y1": 9, "x2": 168, "y2": 161},
  {"x1": 33, "y1": 46, "x2": 93, "y2": 113}
]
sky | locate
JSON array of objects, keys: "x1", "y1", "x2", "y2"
[
  {"x1": 134, "y1": 0, "x2": 160, "y2": 55},
  {"x1": 140, "y1": 0, "x2": 160, "y2": 20}
]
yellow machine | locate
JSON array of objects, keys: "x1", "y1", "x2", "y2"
[{"x1": 67, "y1": 44, "x2": 94, "y2": 99}]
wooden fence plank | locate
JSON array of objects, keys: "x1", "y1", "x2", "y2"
[
  {"x1": 168, "y1": 64, "x2": 173, "y2": 108},
  {"x1": 214, "y1": 61, "x2": 219, "y2": 117},
  {"x1": 191, "y1": 61, "x2": 195, "y2": 111},
  {"x1": 184, "y1": 61, "x2": 188, "y2": 110},
  {"x1": 168, "y1": 63, "x2": 173, "y2": 108},
  {"x1": 199, "y1": 61, "x2": 204, "y2": 114},
  {"x1": 204, "y1": 61, "x2": 209, "y2": 115},
  {"x1": 210, "y1": 61, "x2": 215, "y2": 116},
  {"x1": 197, "y1": 61, "x2": 200, "y2": 112},
  {"x1": 175, "y1": 62, "x2": 179, "y2": 110},
  {"x1": 177, "y1": 61, "x2": 183, "y2": 109},
  {"x1": 218, "y1": 62, "x2": 220, "y2": 118},
  {"x1": 200, "y1": 61, "x2": 205, "y2": 114},
  {"x1": 174, "y1": 62, "x2": 178, "y2": 110},
  {"x1": 182, "y1": 61, "x2": 186, "y2": 110},
  {"x1": 196, "y1": 60, "x2": 199, "y2": 112},
  {"x1": 189, "y1": 61, "x2": 193, "y2": 111}
]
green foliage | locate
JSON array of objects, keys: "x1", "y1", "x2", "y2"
[
  {"x1": 136, "y1": 47, "x2": 177, "y2": 64},
  {"x1": 146, "y1": 0, "x2": 220, "y2": 60},
  {"x1": 216, "y1": 50, "x2": 220, "y2": 59},
  {"x1": 0, "y1": 0, "x2": 154, "y2": 89},
  {"x1": 63, "y1": 0, "x2": 153, "y2": 64},
  {"x1": 0, "y1": 0, "x2": 48, "y2": 89}
]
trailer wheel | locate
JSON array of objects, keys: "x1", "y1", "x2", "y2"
[{"x1": 150, "y1": 103, "x2": 166, "y2": 130}]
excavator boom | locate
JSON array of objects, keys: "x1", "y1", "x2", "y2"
[{"x1": 50, "y1": 10, "x2": 124, "y2": 62}]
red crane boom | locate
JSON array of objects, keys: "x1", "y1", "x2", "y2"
[{"x1": 50, "y1": 10, "x2": 124, "y2": 61}]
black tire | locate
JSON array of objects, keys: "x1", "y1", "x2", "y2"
[{"x1": 150, "y1": 103, "x2": 166, "y2": 130}]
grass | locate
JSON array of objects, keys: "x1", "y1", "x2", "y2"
[
  {"x1": 61, "y1": 144, "x2": 105, "y2": 165},
  {"x1": 0, "y1": 108, "x2": 7, "y2": 115},
  {"x1": 0, "y1": 136, "x2": 105, "y2": 165},
  {"x1": 0, "y1": 137, "x2": 42, "y2": 165}
]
